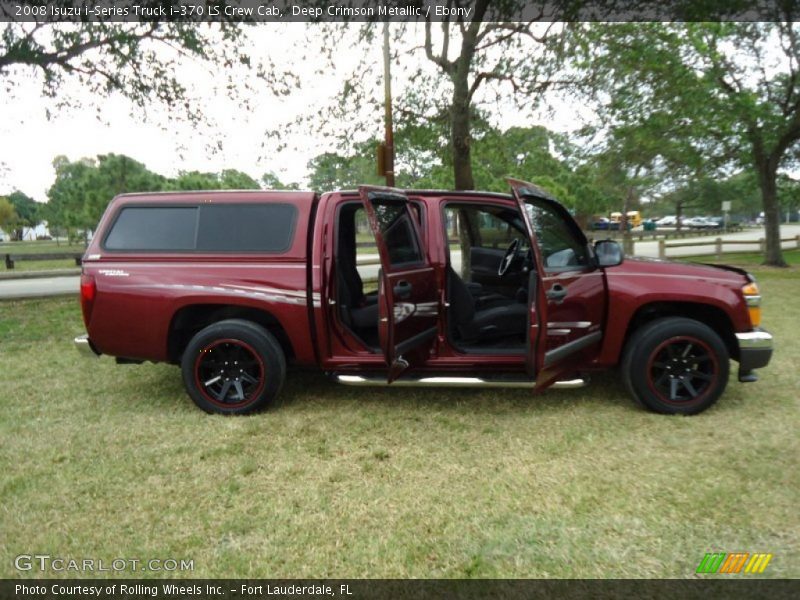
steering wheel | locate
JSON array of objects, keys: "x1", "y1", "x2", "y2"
[{"x1": 497, "y1": 238, "x2": 521, "y2": 277}]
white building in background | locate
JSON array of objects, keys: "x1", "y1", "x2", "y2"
[{"x1": 0, "y1": 223, "x2": 52, "y2": 241}]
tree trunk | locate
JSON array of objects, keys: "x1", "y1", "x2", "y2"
[
  {"x1": 757, "y1": 163, "x2": 786, "y2": 267},
  {"x1": 451, "y1": 65, "x2": 474, "y2": 191},
  {"x1": 621, "y1": 186, "x2": 634, "y2": 254}
]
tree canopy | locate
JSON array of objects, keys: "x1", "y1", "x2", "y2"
[
  {"x1": 0, "y1": 19, "x2": 257, "y2": 126},
  {"x1": 565, "y1": 20, "x2": 800, "y2": 265},
  {"x1": 45, "y1": 154, "x2": 264, "y2": 235},
  {"x1": 0, "y1": 196, "x2": 16, "y2": 236},
  {"x1": 2, "y1": 190, "x2": 40, "y2": 240}
]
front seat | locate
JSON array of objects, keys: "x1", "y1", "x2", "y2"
[
  {"x1": 337, "y1": 210, "x2": 379, "y2": 331},
  {"x1": 447, "y1": 266, "x2": 528, "y2": 344}
]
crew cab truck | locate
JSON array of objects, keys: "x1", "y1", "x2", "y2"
[{"x1": 74, "y1": 179, "x2": 773, "y2": 415}]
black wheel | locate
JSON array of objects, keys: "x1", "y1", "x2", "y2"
[
  {"x1": 181, "y1": 319, "x2": 285, "y2": 415},
  {"x1": 622, "y1": 317, "x2": 729, "y2": 415}
]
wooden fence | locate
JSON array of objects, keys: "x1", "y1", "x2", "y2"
[{"x1": 658, "y1": 236, "x2": 800, "y2": 259}]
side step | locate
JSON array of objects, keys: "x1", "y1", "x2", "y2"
[{"x1": 333, "y1": 373, "x2": 587, "y2": 389}]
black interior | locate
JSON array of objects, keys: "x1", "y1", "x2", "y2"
[
  {"x1": 335, "y1": 201, "x2": 530, "y2": 353},
  {"x1": 446, "y1": 266, "x2": 527, "y2": 349},
  {"x1": 336, "y1": 204, "x2": 379, "y2": 348}
]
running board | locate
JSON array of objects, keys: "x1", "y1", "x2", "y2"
[{"x1": 333, "y1": 374, "x2": 587, "y2": 389}]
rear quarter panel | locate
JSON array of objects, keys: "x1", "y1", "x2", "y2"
[{"x1": 82, "y1": 191, "x2": 317, "y2": 364}]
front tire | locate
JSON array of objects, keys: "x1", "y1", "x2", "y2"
[
  {"x1": 181, "y1": 319, "x2": 286, "y2": 415},
  {"x1": 622, "y1": 317, "x2": 729, "y2": 415}
]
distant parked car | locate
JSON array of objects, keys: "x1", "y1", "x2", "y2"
[
  {"x1": 684, "y1": 217, "x2": 720, "y2": 229},
  {"x1": 591, "y1": 217, "x2": 611, "y2": 230},
  {"x1": 683, "y1": 217, "x2": 704, "y2": 229},
  {"x1": 656, "y1": 215, "x2": 678, "y2": 226}
]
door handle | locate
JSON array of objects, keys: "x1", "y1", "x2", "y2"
[
  {"x1": 546, "y1": 283, "x2": 567, "y2": 303},
  {"x1": 393, "y1": 280, "x2": 412, "y2": 299}
]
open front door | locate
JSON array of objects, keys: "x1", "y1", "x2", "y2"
[
  {"x1": 508, "y1": 178, "x2": 606, "y2": 389},
  {"x1": 358, "y1": 186, "x2": 439, "y2": 382},
  {"x1": 507, "y1": 179, "x2": 547, "y2": 381}
]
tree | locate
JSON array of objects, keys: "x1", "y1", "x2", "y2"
[
  {"x1": 47, "y1": 154, "x2": 165, "y2": 238},
  {"x1": 261, "y1": 172, "x2": 300, "y2": 190},
  {"x1": 170, "y1": 170, "x2": 260, "y2": 191},
  {"x1": 417, "y1": 3, "x2": 566, "y2": 189},
  {"x1": 0, "y1": 197, "x2": 17, "y2": 236},
  {"x1": 777, "y1": 174, "x2": 800, "y2": 221},
  {"x1": 281, "y1": 7, "x2": 574, "y2": 192},
  {"x1": 46, "y1": 155, "x2": 266, "y2": 240},
  {"x1": 0, "y1": 16, "x2": 256, "y2": 127},
  {"x1": 307, "y1": 142, "x2": 383, "y2": 191},
  {"x1": 46, "y1": 156, "x2": 97, "y2": 238},
  {"x1": 6, "y1": 190, "x2": 40, "y2": 240},
  {"x1": 655, "y1": 173, "x2": 762, "y2": 222},
  {"x1": 567, "y1": 20, "x2": 800, "y2": 265},
  {"x1": 219, "y1": 169, "x2": 261, "y2": 190}
]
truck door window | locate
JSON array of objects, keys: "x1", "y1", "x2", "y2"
[
  {"x1": 525, "y1": 202, "x2": 590, "y2": 271},
  {"x1": 443, "y1": 204, "x2": 528, "y2": 282},
  {"x1": 371, "y1": 201, "x2": 423, "y2": 267}
]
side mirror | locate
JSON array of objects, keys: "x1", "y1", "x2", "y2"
[{"x1": 595, "y1": 239, "x2": 624, "y2": 267}]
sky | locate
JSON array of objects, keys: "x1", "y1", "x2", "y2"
[
  {"x1": 1, "y1": 26, "x2": 340, "y2": 200},
  {"x1": 0, "y1": 23, "x2": 579, "y2": 203}
]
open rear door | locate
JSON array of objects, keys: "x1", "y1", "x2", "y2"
[
  {"x1": 358, "y1": 186, "x2": 439, "y2": 382},
  {"x1": 507, "y1": 178, "x2": 549, "y2": 383}
]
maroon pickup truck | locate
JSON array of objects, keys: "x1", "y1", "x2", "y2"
[{"x1": 74, "y1": 179, "x2": 772, "y2": 415}]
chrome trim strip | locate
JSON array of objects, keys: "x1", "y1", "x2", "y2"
[
  {"x1": 74, "y1": 335, "x2": 99, "y2": 358},
  {"x1": 735, "y1": 329, "x2": 773, "y2": 350},
  {"x1": 336, "y1": 375, "x2": 535, "y2": 388},
  {"x1": 334, "y1": 374, "x2": 587, "y2": 390},
  {"x1": 552, "y1": 378, "x2": 588, "y2": 389},
  {"x1": 548, "y1": 321, "x2": 591, "y2": 328},
  {"x1": 606, "y1": 272, "x2": 740, "y2": 285}
]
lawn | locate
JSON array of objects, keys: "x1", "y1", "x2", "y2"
[
  {"x1": 1, "y1": 240, "x2": 85, "y2": 272},
  {"x1": 682, "y1": 248, "x2": 800, "y2": 267},
  {"x1": 0, "y1": 267, "x2": 797, "y2": 579}
]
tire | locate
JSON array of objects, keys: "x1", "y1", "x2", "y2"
[
  {"x1": 181, "y1": 319, "x2": 286, "y2": 415},
  {"x1": 621, "y1": 317, "x2": 729, "y2": 415}
]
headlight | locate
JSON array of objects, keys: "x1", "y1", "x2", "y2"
[{"x1": 742, "y1": 282, "x2": 761, "y2": 327}]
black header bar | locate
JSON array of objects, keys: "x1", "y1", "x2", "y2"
[
  {"x1": 1, "y1": 0, "x2": 797, "y2": 23},
  {"x1": 2, "y1": 579, "x2": 799, "y2": 600}
]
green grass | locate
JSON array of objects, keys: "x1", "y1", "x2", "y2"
[
  {"x1": 1, "y1": 270, "x2": 798, "y2": 579},
  {"x1": 682, "y1": 248, "x2": 800, "y2": 266},
  {"x1": 0, "y1": 239, "x2": 84, "y2": 254},
  {"x1": 1, "y1": 240, "x2": 85, "y2": 272}
]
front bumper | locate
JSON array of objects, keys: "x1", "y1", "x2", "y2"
[
  {"x1": 74, "y1": 334, "x2": 100, "y2": 358},
  {"x1": 735, "y1": 328, "x2": 773, "y2": 381}
]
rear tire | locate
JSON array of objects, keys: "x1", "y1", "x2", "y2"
[
  {"x1": 181, "y1": 319, "x2": 285, "y2": 415},
  {"x1": 622, "y1": 317, "x2": 729, "y2": 415}
]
